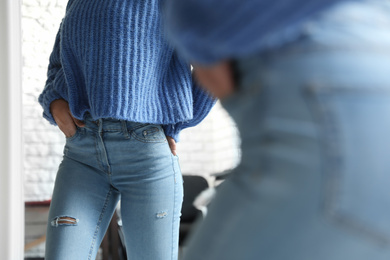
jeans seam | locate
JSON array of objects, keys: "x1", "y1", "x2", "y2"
[
  {"x1": 170, "y1": 154, "x2": 180, "y2": 259},
  {"x1": 88, "y1": 187, "x2": 113, "y2": 260},
  {"x1": 93, "y1": 133, "x2": 107, "y2": 173},
  {"x1": 171, "y1": 172, "x2": 176, "y2": 260}
]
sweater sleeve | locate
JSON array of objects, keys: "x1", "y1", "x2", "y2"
[
  {"x1": 163, "y1": 77, "x2": 216, "y2": 142},
  {"x1": 38, "y1": 23, "x2": 69, "y2": 125}
]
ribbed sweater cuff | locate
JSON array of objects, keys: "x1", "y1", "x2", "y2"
[
  {"x1": 39, "y1": 67, "x2": 69, "y2": 125},
  {"x1": 38, "y1": 88, "x2": 64, "y2": 125},
  {"x1": 163, "y1": 124, "x2": 182, "y2": 143},
  {"x1": 39, "y1": 76, "x2": 69, "y2": 126}
]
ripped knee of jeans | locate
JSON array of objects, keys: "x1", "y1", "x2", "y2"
[
  {"x1": 156, "y1": 211, "x2": 168, "y2": 219},
  {"x1": 51, "y1": 216, "x2": 79, "y2": 227}
]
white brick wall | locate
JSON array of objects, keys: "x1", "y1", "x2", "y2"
[
  {"x1": 22, "y1": 0, "x2": 240, "y2": 202},
  {"x1": 178, "y1": 102, "x2": 240, "y2": 178},
  {"x1": 22, "y1": 0, "x2": 69, "y2": 202}
]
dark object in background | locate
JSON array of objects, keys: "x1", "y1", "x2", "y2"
[{"x1": 179, "y1": 175, "x2": 210, "y2": 245}]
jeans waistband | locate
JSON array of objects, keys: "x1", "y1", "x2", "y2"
[{"x1": 83, "y1": 114, "x2": 149, "y2": 133}]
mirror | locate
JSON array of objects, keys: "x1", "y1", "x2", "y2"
[{"x1": 22, "y1": 1, "x2": 240, "y2": 259}]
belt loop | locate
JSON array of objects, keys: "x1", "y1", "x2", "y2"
[{"x1": 121, "y1": 120, "x2": 130, "y2": 139}]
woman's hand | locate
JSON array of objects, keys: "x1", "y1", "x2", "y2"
[
  {"x1": 50, "y1": 99, "x2": 85, "y2": 138},
  {"x1": 166, "y1": 136, "x2": 177, "y2": 156},
  {"x1": 193, "y1": 61, "x2": 235, "y2": 99}
]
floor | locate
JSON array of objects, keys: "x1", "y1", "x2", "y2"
[
  {"x1": 24, "y1": 203, "x2": 107, "y2": 260},
  {"x1": 24, "y1": 202, "x2": 49, "y2": 259}
]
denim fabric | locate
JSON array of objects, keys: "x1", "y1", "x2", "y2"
[
  {"x1": 182, "y1": 1, "x2": 390, "y2": 259},
  {"x1": 45, "y1": 115, "x2": 183, "y2": 260}
]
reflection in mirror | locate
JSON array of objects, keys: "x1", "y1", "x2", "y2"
[{"x1": 22, "y1": 0, "x2": 240, "y2": 259}]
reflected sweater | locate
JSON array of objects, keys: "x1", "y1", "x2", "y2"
[
  {"x1": 38, "y1": 0, "x2": 214, "y2": 141},
  {"x1": 164, "y1": 0, "x2": 357, "y2": 64}
]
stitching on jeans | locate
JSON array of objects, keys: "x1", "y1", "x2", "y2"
[
  {"x1": 65, "y1": 127, "x2": 81, "y2": 141},
  {"x1": 93, "y1": 132, "x2": 106, "y2": 173},
  {"x1": 170, "y1": 154, "x2": 179, "y2": 259},
  {"x1": 131, "y1": 133, "x2": 167, "y2": 143},
  {"x1": 100, "y1": 128, "x2": 122, "y2": 132},
  {"x1": 98, "y1": 131, "x2": 112, "y2": 175},
  {"x1": 88, "y1": 187, "x2": 113, "y2": 259},
  {"x1": 129, "y1": 123, "x2": 150, "y2": 131},
  {"x1": 170, "y1": 154, "x2": 179, "y2": 184},
  {"x1": 306, "y1": 84, "x2": 390, "y2": 245},
  {"x1": 130, "y1": 125, "x2": 167, "y2": 143}
]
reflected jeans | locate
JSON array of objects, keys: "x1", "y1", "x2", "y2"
[
  {"x1": 45, "y1": 115, "x2": 183, "y2": 260},
  {"x1": 182, "y1": 0, "x2": 390, "y2": 259}
]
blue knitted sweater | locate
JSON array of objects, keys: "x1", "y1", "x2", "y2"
[
  {"x1": 38, "y1": 0, "x2": 215, "y2": 142},
  {"x1": 164, "y1": 0, "x2": 353, "y2": 64}
]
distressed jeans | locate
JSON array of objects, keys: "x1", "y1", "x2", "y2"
[
  {"x1": 182, "y1": 0, "x2": 390, "y2": 259},
  {"x1": 45, "y1": 115, "x2": 183, "y2": 260}
]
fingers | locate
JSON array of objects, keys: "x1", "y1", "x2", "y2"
[
  {"x1": 193, "y1": 61, "x2": 235, "y2": 99},
  {"x1": 50, "y1": 99, "x2": 81, "y2": 138},
  {"x1": 166, "y1": 136, "x2": 177, "y2": 156},
  {"x1": 59, "y1": 111, "x2": 77, "y2": 138},
  {"x1": 72, "y1": 117, "x2": 86, "y2": 127}
]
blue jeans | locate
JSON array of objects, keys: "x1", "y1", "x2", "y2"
[
  {"x1": 182, "y1": 1, "x2": 390, "y2": 259},
  {"x1": 45, "y1": 115, "x2": 183, "y2": 260}
]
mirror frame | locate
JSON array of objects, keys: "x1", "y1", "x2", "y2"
[{"x1": 0, "y1": 0, "x2": 24, "y2": 259}]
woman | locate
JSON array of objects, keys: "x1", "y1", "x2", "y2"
[
  {"x1": 38, "y1": 0, "x2": 214, "y2": 259},
  {"x1": 165, "y1": 0, "x2": 390, "y2": 259}
]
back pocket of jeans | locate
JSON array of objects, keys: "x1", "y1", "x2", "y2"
[{"x1": 308, "y1": 84, "x2": 390, "y2": 245}]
